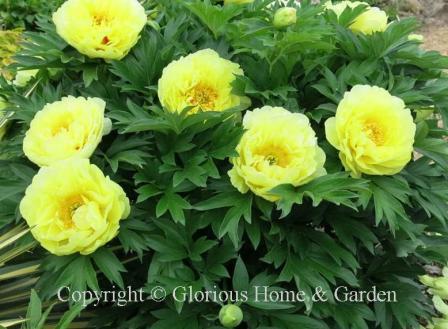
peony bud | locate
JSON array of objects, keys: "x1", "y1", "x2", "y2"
[
  {"x1": 219, "y1": 304, "x2": 243, "y2": 328},
  {"x1": 408, "y1": 34, "x2": 424, "y2": 42},
  {"x1": 13, "y1": 69, "x2": 39, "y2": 87},
  {"x1": 273, "y1": 7, "x2": 297, "y2": 28},
  {"x1": 415, "y1": 107, "x2": 434, "y2": 123}
]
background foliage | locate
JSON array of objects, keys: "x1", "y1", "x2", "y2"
[
  {"x1": 1, "y1": 0, "x2": 448, "y2": 328},
  {"x1": 0, "y1": 0, "x2": 65, "y2": 30}
]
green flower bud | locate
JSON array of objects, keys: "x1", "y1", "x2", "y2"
[
  {"x1": 273, "y1": 7, "x2": 297, "y2": 28},
  {"x1": 415, "y1": 107, "x2": 434, "y2": 123},
  {"x1": 219, "y1": 304, "x2": 243, "y2": 328},
  {"x1": 13, "y1": 69, "x2": 39, "y2": 87},
  {"x1": 408, "y1": 34, "x2": 424, "y2": 42}
]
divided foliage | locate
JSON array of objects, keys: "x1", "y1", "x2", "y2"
[
  {"x1": 0, "y1": 0, "x2": 65, "y2": 30},
  {"x1": 1, "y1": 0, "x2": 448, "y2": 328}
]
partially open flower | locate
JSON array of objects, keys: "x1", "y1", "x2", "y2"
[
  {"x1": 325, "y1": 1, "x2": 388, "y2": 35},
  {"x1": 350, "y1": 6, "x2": 388, "y2": 35},
  {"x1": 53, "y1": 0, "x2": 147, "y2": 60},
  {"x1": 324, "y1": 1, "x2": 365, "y2": 16}
]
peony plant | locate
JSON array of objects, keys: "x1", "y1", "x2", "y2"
[{"x1": 0, "y1": 0, "x2": 448, "y2": 328}]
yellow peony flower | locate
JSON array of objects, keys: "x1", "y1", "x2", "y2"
[
  {"x1": 23, "y1": 96, "x2": 109, "y2": 167},
  {"x1": 20, "y1": 159, "x2": 130, "y2": 255},
  {"x1": 229, "y1": 106, "x2": 326, "y2": 201},
  {"x1": 13, "y1": 69, "x2": 39, "y2": 87},
  {"x1": 325, "y1": 1, "x2": 388, "y2": 35},
  {"x1": 158, "y1": 49, "x2": 244, "y2": 114},
  {"x1": 224, "y1": 0, "x2": 254, "y2": 5},
  {"x1": 53, "y1": 0, "x2": 147, "y2": 60},
  {"x1": 325, "y1": 85, "x2": 415, "y2": 177}
]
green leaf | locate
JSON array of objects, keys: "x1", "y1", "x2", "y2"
[
  {"x1": 189, "y1": 237, "x2": 218, "y2": 262},
  {"x1": 185, "y1": 0, "x2": 244, "y2": 38},
  {"x1": 55, "y1": 299, "x2": 93, "y2": 329},
  {"x1": 273, "y1": 173, "x2": 368, "y2": 217},
  {"x1": 272, "y1": 314, "x2": 329, "y2": 329},
  {"x1": 369, "y1": 176, "x2": 412, "y2": 235},
  {"x1": 146, "y1": 234, "x2": 188, "y2": 262},
  {"x1": 82, "y1": 65, "x2": 98, "y2": 87},
  {"x1": 35, "y1": 303, "x2": 56, "y2": 329},
  {"x1": 156, "y1": 192, "x2": 191, "y2": 225},
  {"x1": 92, "y1": 249, "x2": 126, "y2": 289},
  {"x1": 415, "y1": 138, "x2": 448, "y2": 170},
  {"x1": 233, "y1": 257, "x2": 249, "y2": 292},
  {"x1": 328, "y1": 216, "x2": 378, "y2": 254},
  {"x1": 25, "y1": 290, "x2": 42, "y2": 329},
  {"x1": 104, "y1": 134, "x2": 152, "y2": 173},
  {"x1": 217, "y1": 194, "x2": 252, "y2": 247},
  {"x1": 109, "y1": 29, "x2": 174, "y2": 95},
  {"x1": 136, "y1": 184, "x2": 162, "y2": 203}
]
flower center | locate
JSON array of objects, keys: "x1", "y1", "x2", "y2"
[
  {"x1": 256, "y1": 145, "x2": 291, "y2": 168},
  {"x1": 266, "y1": 155, "x2": 278, "y2": 166},
  {"x1": 51, "y1": 119, "x2": 72, "y2": 136},
  {"x1": 186, "y1": 84, "x2": 218, "y2": 109},
  {"x1": 364, "y1": 121, "x2": 385, "y2": 145},
  {"x1": 59, "y1": 195, "x2": 84, "y2": 228}
]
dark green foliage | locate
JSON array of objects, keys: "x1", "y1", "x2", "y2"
[{"x1": 0, "y1": 0, "x2": 65, "y2": 30}]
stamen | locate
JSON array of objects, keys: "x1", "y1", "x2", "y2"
[
  {"x1": 59, "y1": 196, "x2": 84, "y2": 228},
  {"x1": 266, "y1": 155, "x2": 278, "y2": 166},
  {"x1": 364, "y1": 121, "x2": 385, "y2": 145},
  {"x1": 186, "y1": 84, "x2": 218, "y2": 109}
]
